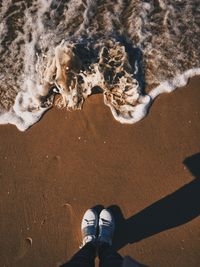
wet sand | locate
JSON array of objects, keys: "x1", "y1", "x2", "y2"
[{"x1": 0, "y1": 77, "x2": 200, "y2": 267}]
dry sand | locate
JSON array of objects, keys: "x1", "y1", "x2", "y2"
[{"x1": 0, "y1": 77, "x2": 200, "y2": 267}]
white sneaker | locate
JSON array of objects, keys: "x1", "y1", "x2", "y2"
[
  {"x1": 98, "y1": 209, "x2": 115, "y2": 246},
  {"x1": 81, "y1": 209, "x2": 98, "y2": 246}
]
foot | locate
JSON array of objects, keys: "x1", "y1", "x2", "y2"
[
  {"x1": 98, "y1": 209, "x2": 115, "y2": 246},
  {"x1": 81, "y1": 209, "x2": 98, "y2": 246}
]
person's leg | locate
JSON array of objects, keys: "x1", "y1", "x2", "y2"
[
  {"x1": 60, "y1": 208, "x2": 98, "y2": 267},
  {"x1": 60, "y1": 242, "x2": 96, "y2": 267},
  {"x1": 98, "y1": 242, "x2": 123, "y2": 267},
  {"x1": 98, "y1": 209, "x2": 123, "y2": 267}
]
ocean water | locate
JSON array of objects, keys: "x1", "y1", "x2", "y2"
[{"x1": 0, "y1": 0, "x2": 200, "y2": 131}]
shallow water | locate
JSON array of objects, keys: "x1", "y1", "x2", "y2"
[{"x1": 0, "y1": 0, "x2": 200, "y2": 130}]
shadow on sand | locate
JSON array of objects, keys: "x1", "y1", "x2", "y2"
[
  {"x1": 60, "y1": 153, "x2": 200, "y2": 267},
  {"x1": 109, "y1": 152, "x2": 200, "y2": 250}
]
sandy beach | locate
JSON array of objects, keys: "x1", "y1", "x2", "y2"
[{"x1": 0, "y1": 76, "x2": 200, "y2": 267}]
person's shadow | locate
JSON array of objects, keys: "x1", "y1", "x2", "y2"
[{"x1": 110, "y1": 152, "x2": 200, "y2": 250}]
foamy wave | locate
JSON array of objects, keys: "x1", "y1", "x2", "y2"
[
  {"x1": 0, "y1": 0, "x2": 200, "y2": 130},
  {"x1": 2, "y1": 39, "x2": 199, "y2": 131}
]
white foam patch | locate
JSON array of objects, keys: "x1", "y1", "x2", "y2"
[
  {"x1": 0, "y1": 106, "x2": 49, "y2": 132},
  {"x1": 149, "y1": 68, "x2": 200, "y2": 100},
  {"x1": 0, "y1": 0, "x2": 53, "y2": 131},
  {"x1": 0, "y1": 87, "x2": 52, "y2": 131},
  {"x1": 105, "y1": 95, "x2": 152, "y2": 124}
]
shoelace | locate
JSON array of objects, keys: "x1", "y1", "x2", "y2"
[
  {"x1": 100, "y1": 218, "x2": 112, "y2": 227},
  {"x1": 84, "y1": 219, "x2": 96, "y2": 226}
]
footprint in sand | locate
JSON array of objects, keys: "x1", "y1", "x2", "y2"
[{"x1": 15, "y1": 237, "x2": 33, "y2": 260}]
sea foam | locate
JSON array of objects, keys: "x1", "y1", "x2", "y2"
[{"x1": 0, "y1": 0, "x2": 200, "y2": 130}]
